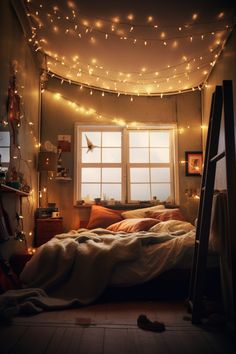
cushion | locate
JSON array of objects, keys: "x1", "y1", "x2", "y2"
[
  {"x1": 121, "y1": 205, "x2": 165, "y2": 219},
  {"x1": 87, "y1": 205, "x2": 123, "y2": 229},
  {"x1": 149, "y1": 220, "x2": 195, "y2": 233},
  {"x1": 107, "y1": 218, "x2": 159, "y2": 232},
  {"x1": 145, "y1": 208, "x2": 185, "y2": 222}
]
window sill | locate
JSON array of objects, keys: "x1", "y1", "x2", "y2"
[{"x1": 74, "y1": 202, "x2": 154, "y2": 210}]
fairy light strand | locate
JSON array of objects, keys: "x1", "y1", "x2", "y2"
[{"x1": 22, "y1": 1, "x2": 235, "y2": 95}]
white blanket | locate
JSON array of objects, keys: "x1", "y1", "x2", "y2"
[{"x1": 20, "y1": 224, "x2": 196, "y2": 305}]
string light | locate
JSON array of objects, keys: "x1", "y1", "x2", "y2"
[
  {"x1": 47, "y1": 70, "x2": 212, "y2": 97},
  {"x1": 24, "y1": 1, "x2": 234, "y2": 95}
]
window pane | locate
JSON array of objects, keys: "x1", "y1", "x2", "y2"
[
  {"x1": 130, "y1": 148, "x2": 149, "y2": 163},
  {"x1": 102, "y1": 132, "x2": 121, "y2": 147},
  {"x1": 129, "y1": 131, "x2": 148, "y2": 147},
  {"x1": 130, "y1": 168, "x2": 149, "y2": 182},
  {"x1": 130, "y1": 184, "x2": 150, "y2": 201},
  {"x1": 0, "y1": 132, "x2": 10, "y2": 146},
  {"x1": 102, "y1": 184, "x2": 121, "y2": 200},
  {"x1": 150, "y1": 148, "x2": 169, "y2": 163},
  {"x1": 81, "y1": 184, "x2": 100, "y2": 200},
  {"x1": 102, "y1": 148, "x2": 121, "y2": 162},
  {"x1": 150, "y1": 132, "x2": 170, "y2": 147},
  {"x1": 151, "y1": 183, "x2": 171, "y2": 201},
  {"x1": 0, "y1": 148, "x2": 10, "y2": 163},
  {"x1": 82, "y1": 132, "x2": 101, "y2": 147},
  {"x1": 151, "y1": 168, "x2": 170, "y2": 182},
  {"x1": 102, "y1": 168, "x2": 121, "y2": 182},
  {"x1": 82, "y1": 147, "x2": 101, "y2": 163},
  {"x1": 82, "y1": 168, "x2": 101, "y2": 182}
]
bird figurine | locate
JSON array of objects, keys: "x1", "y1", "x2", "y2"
[{"x1": 85, "y1": 134, "x2": 98, "y2": 153}]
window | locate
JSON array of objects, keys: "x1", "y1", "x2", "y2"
[
  {"x1": 0, "y1": 131, "x2": 10, "y2": 171},
  {"x1": 74, "y1": 124, "x2": 178, "y2": 204}
]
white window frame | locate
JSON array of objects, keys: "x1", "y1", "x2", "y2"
[{"x1": 74, "y1": 123, "x2": 179, "y2": 205}]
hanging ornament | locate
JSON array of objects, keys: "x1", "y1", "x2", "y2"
[
  {"x1": 85, "y1": 134, "x2": 98, "y2": 152},
  {"x1": 7, "y1": 75, "x2": 21, "y2": 146}
]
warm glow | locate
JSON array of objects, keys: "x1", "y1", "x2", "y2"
[
  {"x1": 54, "y1": 92, "x2": 61, "y2": 100},
  {"x1": 24, "y1": 0, "x2": 233, "y2": 96}
]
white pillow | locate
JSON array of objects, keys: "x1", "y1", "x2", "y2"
[
  {"x1": 149, "y1": 219, "x2": 195, "y2": 233},
  {"x1": 121, "y1": 205, "x2": 165, "y2": 219}
]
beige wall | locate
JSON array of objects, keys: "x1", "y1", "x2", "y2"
[
  {"x1": 202, "y1": 28, "x2": 236, "y2": 188},
  {"x1": 41, "y1": 78, "x2": 202, "y2": 229},
  {"x1": 0, "y1": 0, "x2": 40, "y2": 257}
]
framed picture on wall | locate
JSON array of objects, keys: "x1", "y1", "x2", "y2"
[
  {"x1": 57, "y1": 135, "x2": 71, "y2": 152},
  {"x1": 185, "y1": 151, "x2": 203, "y2": 176}
]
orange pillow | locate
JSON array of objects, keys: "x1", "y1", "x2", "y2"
[
  {"x1": 87, "y1": 205, "x2": 123, "y2": 229},
  {"x1": 107, "y1": 218, "x2": 159, "y2": 232},
  {"x1": 145, "y1": 209, "x2": 185, "y2": 222}
]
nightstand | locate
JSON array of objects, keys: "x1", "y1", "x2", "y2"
[{"x1": 35, "y1": 218, "x2": 63, "y2": 246}]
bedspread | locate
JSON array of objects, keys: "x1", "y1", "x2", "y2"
[{"x1": 20, "y1": 227, "x2": 196, "y2": 304}]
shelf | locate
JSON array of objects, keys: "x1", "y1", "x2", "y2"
[
  {"x1": 74, "y1": 203, "x2": 154, "y2": 210},
  {"x1": 55, "y1": 177, "x2": 72, "y2": 181},
  {"x1": 0, "y1": 184, "x2": 30, "y2": 197}
]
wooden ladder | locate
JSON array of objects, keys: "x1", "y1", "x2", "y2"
[{"x1": 188, "y1": 80, "x2": 236, "y2": 325}]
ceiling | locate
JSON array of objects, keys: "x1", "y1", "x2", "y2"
[{"x1": 21, "y1": 0, "x2": 235, "y2": 96}]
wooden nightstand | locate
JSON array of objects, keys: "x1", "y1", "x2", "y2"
[{"x1": 35, "y1": 218, "x2": 63, "y2": 246}]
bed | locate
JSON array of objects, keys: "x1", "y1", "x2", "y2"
[{"x1": 19, "y1": 204, "x2": 219, "y2": 305}]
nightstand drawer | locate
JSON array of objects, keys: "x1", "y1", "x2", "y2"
[
  {"x1": 35, "y1": 218, "x2": 63, "y2": 246},
  {"x1": 37, "y1": 222, "x2": 63, "y2": 233}
]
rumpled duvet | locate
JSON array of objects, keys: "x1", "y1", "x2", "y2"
[{"x1": 19, "y1": 224, "x2": 196, "y2": 305}]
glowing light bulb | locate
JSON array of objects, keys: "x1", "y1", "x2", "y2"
[{"x1": 113, "y1": 17, "x2": 120, "y2": 23}]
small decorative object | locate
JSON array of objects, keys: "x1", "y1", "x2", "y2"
[
  {"x1": 6, "y1": 166, "x2": 21, "y2": 189},
  {"x1": 52, "y1": 211, "x2": 60, "y2": 218},
  {"x1": 15, "y1": 212, "x2": 26, "y2": 244},
  {"x1": 108, "y1": 198, "x2": 115, "y2": 205},
  {"x1": 152, "y1": 196, "x2": 160, "y2": 205},
  {"x1": 22, "y1": 183, "x2": 31, "y2": 193},
  {"x1": 76, "y1": 200, "x2": 84, "y2": 206},
  {"x1": 94, "y1": 197, "x2": 101, "y2": 205},
  {"x1": 85, "y1": 134, "x2": 98, "y2": 153},
  {"x1": 48, "y1": 203, "x2": 56, "y2": 208},
  {"x1": 56, "y1": 148, "x2": 68, "y2": 177},
  {"x1": 185, "y1": 151, "x2": 203, "y2": 176},
  {"x1": 44, "y1": 140, "x2": 57, "y2": 153}
]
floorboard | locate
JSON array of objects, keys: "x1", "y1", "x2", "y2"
[{"x1": 0, "y1": 300, "x2": 235, "y2": 354}]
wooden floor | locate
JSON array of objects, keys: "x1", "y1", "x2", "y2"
[{"x1": 0, "y1": 300, "x2": 235, "y2": 354}]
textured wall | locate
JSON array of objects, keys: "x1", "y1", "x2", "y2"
[{"x1": 0, "y1": 0, "x2": 40, "y2": 257}]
